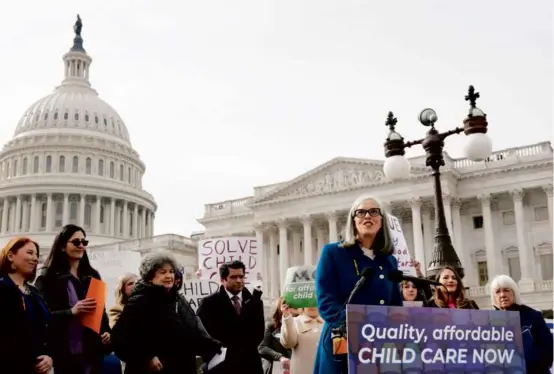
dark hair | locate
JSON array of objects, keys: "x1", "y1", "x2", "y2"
[
  {"x1": 43, "y1": 224, "x2": 98, "y2": 277},
  {"x1": 173, "y1": 268, "x2": 184, "y2": 290},
  {"x1": 139, "y1": 252, "x2": 179, "y2": 282},
  {"x1": 272, "y1": 297, "x2": 285, "y2": 329},
  {"x1": 219, "y1": 260, "x2": 245, "y2": 279},
  {"x1": 401, "y1": 281, "x2": 426, "y2": 302},
  {"x1": 0, "y1": 237, "x2": 40, "y2": 281},
  {"x1": 433, "y1": 265, "x2": 472, "y2": 309}
]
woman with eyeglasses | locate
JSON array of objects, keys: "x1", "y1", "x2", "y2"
[
  {"x1": 313, "y1": 195, "x2": 403, "y2": 374},
  {"x1": 0, "y1": 237, "x2": 53, "y2": 374},
  {"x1": 35, "y1": 224, "x2": 112, "y2": 374}
]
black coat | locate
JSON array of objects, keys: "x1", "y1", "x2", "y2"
[
  {"x1": 34, "y1": 267, "x2": 111, "y2": 374},
  {"x1": 0, "y1": 276, "x2": 51, "y2": 374},
  {"x1": 111, "y1": 281, "x2": 222, "y2": 374},
  {"x1": 258, "y1": 323, "x2": 291, "y2": 374},
  {"x1": 197, "y1": 286, "x2": 265, "y2": 374}
]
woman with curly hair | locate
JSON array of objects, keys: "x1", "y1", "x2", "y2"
[
  {"x1": 424, "y1": 265, "x2": 478, "y2": 309},
  {"x1": 111, "y1": 252, "x2": 223, "y2": 374}
]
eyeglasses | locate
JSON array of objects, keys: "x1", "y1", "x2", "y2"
[
  {"x1": 353, "y1": 208, "x2": 381, "y2": 218},
  {"x1": 70, "y1": 239, "x2": 89, "y2": 247}
]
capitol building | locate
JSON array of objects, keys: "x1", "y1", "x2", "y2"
[
  {"x1": 1, "y1": 17, "x2": 552, "y2": 313},
  {"x1": 0, "y1": 18, "x2": 198, "y2": 276},
  {"x1": 198, "y1": 143, "x2": 553, "y2": 311}
]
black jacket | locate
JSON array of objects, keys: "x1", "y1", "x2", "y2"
[
  {"x1": 258, "y1": 322, "x2": 291, "y2": 374},
  {"x1": 112, "y1": 281, "x2": 222, "y2": 374},
  {"x1": 197, "y1": 286, "x2": 265, "y2": 374},
  {"x1": 0, "y1": 276, "x2": 51, "y2": 374},
  {"x1": 34, "y1": 267, "x2": 111, "y2": 372}
]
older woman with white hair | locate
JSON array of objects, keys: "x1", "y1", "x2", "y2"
[
  {"x1": 490, "y1": 274, "x2": 553, "y2": 374},
  {"x1": 313, "y1": 195, "x2": 403, "y2": 374}
]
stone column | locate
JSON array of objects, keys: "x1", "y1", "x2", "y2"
[
  {"x1": 267, "y1": 224, "x2": 279, "y2": 299},
  {"x1": 422, "y1": 207, "x2": 433, "y2": 262},
  {"x1": 133, "y1": 203, "x2": 139, "y2": 238},
  {"x1": 442, "y1": 194, "x2": 454, "y2": 240},
  {"x1": 79, "y1": 195, "x2": 86, "y2": 227},
  {"x1": 292, "y1": 228, "x2": 302, "y2": 265},
  {"x1": 2, "y1": 198, "x2": 9, "y2": 233},
  {"x1": 46, "y1": 194, "x2": 53, "y2": 231},
  {"x1": 316, "y1": 224, "x2": 326, "y2": 255},
  {"x1": 301, "y1": 215, "x2": 313, "y2": 266},
  {"x1": 95, "y1": 196, "x2": 102, "y2": 233},
  {"x1": 30, "y1": 194, "x2": 37, "y2": 232},
  {"x1": 14, "y1": 196, "x2": 21, "y2": 233},
  {"x1": 141, "y1": 208, "x2": 147, "y2": 238},
  {"x1": 21, "y1": 198, "x2": 28, "y2": 232},
  {"x1": 150, "y1": 212, "x2": 155, "y2": 236},
  {"x1": 410, "y1": 198, "x2": 426, "y2": 270},
  {"x1": 110, "y1": 199, "x2": 116, "y2": 236},
  {"x1": 122, "y1": 202, "x2": 128, "y2": 237},
  {"x1": 543, "y1": 185, "x2": 553, "y2": 226},
  {"x1": 511, "y1": 189, "x2": 534, "y2": 291},
  {"x1": 478, "y1": 194, "x2": 498, "y2": 283},
  {"x1": 62, "y1": 194, "x2": 69, "y2": 226},
  {"x1": 326, "y1": 212, "x2": 338, "y2": 242},
  {"x1": 452, "y1": 198, "x2": 474, "y2": 285},
  {"x1": 277, "y1": 219, "x2": 289, "y2": 289}
]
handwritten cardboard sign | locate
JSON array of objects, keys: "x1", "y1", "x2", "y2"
[
  {"x1": 197, "y1": 237, "x2": 263, "y2": 287},
  {"x1": 387, "y1": 215, "x2": 416, "y2": 276},
  {"x1": 182, "y1": 279, "x2": 220, "y2": 312}
]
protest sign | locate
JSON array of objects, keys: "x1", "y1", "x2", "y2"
[
  {"x1": 182, "y1": 279, "x2": 220, "y2": 312},
  {"x1": 283, "y1": 265, "x2": 317, "y2": 308},
  {"x1": 88, "y1": 249, "x2": 142, "y2": 308},
  {"x1": 346, "y1": 305, "x2": 525, "y2": 373},
  {"x1": 197, "y1": 237, "x2": 263, "y2": 287},
  {"x1": 387, "y1": 215, "x2": 416, "y2": 276}
]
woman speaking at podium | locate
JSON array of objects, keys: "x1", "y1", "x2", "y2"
[{"x1": 313, "y1": 195, "x2": 403, "y2": 374}]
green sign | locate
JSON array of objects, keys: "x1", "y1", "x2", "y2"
[{"x1": 283, "y1": 266, "x2": 317, "y2": 308}]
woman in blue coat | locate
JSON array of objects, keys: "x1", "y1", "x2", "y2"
[{"x1": 313, "y1": 195, "x2": 403, "y2": 374}]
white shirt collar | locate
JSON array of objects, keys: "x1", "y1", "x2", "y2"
[{"x1": 225, "y1": 288, "x2": 242, "y2": 301}]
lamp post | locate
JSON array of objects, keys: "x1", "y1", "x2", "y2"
[{"x1": 382, "y1": 85, "x2": 493, "y2": 279}]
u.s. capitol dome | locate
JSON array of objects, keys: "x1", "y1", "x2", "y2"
[{"x1": 0, "y1": 17, "x2": 157, "y2": 252}]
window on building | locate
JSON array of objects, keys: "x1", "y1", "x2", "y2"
[
  {"x1": 4, "y1": 163, "x2": 9, "y2": 178},
  {"x1": 85, "y1": 158, "x2": 92, "y2": 175},
  {"x1": 72, "y1": 156, "x2": 79, "y2": 173},
  {"x1": 69, "y1": 202, "x2": 78, "y2": 223},
  {"x1": 507, "y1": 257, "x2": 521, "y2": 282},
  {"x1": 534, "y1": 206, "x2": 548, "y2": 222},
  {"x1": 45, "y1": 156, "x2": 52, "y2": 173},
  {"x1": 40, "y1": 203, "x2": 47, "y2": 229},
  {"x1": 541, "y1": 254, "x2": 553, "y2": 280},
  {"x1": 119, "y1": 207, "x2": 124, "y2": 234},
  {"x1": 100, "y1": 205, "x2": 105, "y2": 224},
  {"x1": 119, "y1": 164, "x2": 124, "y2": 181},
  {"x1": 128, "y1": 167, "x2": 131, "y2": 184},
  {"x1": 477, "y1": 261, "x2": 488, "y2": 286},
  {"x1": 22, "y1": 158, "x2": 28, "y2": 175},
  {"x1": 55, "y1": 202, "x2": 63, "y2": 228},
  {"x1": 98, "y1": 159, "x2": 104, "y2": 176},
  {"x1": 473, "y1": 216, "x2": 484, "y2": 229},
  {"x1": 110, "y1": 162, "x2": 115, "y2": 178},
  {"x1": 502, "y1": 211, "x2": 515, "y2": 225},
  {"x1": 12, "y1": 160, "x2": 17, "y2": 177},
  {"x1": 59, "y1": 155, "x2": 65, "y2": 172},
  {"x1": 33, "y1": 156, "x2": 39, "y2": 173},
  {"x1": 84, "y1": 204, "x2": 91, "y2": 226},
  {"x1": 7, "y1": 207, "x2": 12, "y2": 232}
]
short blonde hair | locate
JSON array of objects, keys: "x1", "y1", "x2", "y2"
[
  {"x1": 114, "y1": 272, "x2": 138, "y2": 306},
  {"x1": 340, "y1": 194, "x2": 393, "y2": 255},
  {"x1": 490, "y1": 274, "x2": 522, "y2": 307}
]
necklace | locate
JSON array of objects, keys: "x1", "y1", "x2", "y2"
[{"x1": 19, "y1": 284, "x2": 31, "y2": 295}]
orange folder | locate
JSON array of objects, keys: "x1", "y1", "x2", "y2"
[{"x1": 80, "y1": 277, "x2": 107, "y2": 334}]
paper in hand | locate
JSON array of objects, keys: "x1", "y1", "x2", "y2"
[{"x1": 208, "y1": 347, "x2": 227, "y2": 370}]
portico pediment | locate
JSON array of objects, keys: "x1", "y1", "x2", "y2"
[{"x1": 253, "y1": 157, "x2": 426, "y2": 203}]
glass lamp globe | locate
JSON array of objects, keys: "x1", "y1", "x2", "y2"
[
  {"x1": 464, "y1": 133, "x2": 493, "y2": 161},
  {"x1": 383, "y1": 155, "x2": 411, "y2": 181}
]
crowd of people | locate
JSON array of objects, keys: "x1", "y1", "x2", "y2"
[{"x1": 0, "y1": 194, "x2": 552, "y2": 374}]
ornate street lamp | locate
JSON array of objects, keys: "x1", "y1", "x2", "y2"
[{"x1": 382, "y1": 86, "x2": 493, "y2": 279}]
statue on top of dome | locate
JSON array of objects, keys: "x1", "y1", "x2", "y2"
[{"x1": 74, "y1": 14, "x2": 82, "y2": 37}]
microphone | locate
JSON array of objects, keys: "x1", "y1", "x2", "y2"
[
  {"x1": 387, "y1": 270, "x2": 442, "y2": 286},
  {"x1": 345, "y1": 267, "x2": 374, "y2": 305}
]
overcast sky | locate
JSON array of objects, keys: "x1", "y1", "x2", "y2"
[{"x1": 0, "y1": 0, "x2": 551, "y2": 236}]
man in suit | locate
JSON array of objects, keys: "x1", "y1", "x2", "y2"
[{"x1": 197, "y1": 260, "x2": 265, "y2": 374}]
